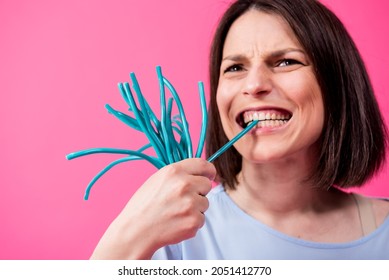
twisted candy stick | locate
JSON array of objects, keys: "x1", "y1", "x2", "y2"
[{"x1": 66, "y1": 66, "x2": 258, "y2": 200}]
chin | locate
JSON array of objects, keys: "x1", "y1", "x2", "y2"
[{"x1": 242, "y1": 151, "x2": 287, "y2": 164}]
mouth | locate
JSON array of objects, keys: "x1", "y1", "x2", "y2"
[{"x1": 237, "y1": 108, "x2": 292, "y2": 129}]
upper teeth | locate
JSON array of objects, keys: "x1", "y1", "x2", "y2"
[{"x1": 243, "y1": 111, "x2": 291, "y2": 124}]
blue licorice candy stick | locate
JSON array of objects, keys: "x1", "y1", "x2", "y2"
[
  {"x1": 168, "y1": 122, "x2": 187, "y2": 160},
  {"x1": 83, "y1": 144, "x2": 153, "y2": 200},
  {"x1": 171, "y1": 123, "x2": 183, "y2": 135},
  {"x1": 195, "y1": 81, "x2": 207, "y2": 158},
  {"x1": 120, "y1": 83, "x2": 168, "y2": 163},
  {"x1": 157, "y1": 68, "x2": 186, "y2": 162},
  {"x1": 144, "y1": 102, "x2": 162, "y2": 134},
  {"x1": 66, "y1": 147, "x2": 141, "y2": 160},
  {"x1": 130, "y1": 72, "x2": 161, "y2": 137},
  {"x1": 83, "y1": 156, "x2": 141, "y2": 200},
  {"x1": 171, "y1": 125, "x2": 187, "y2": 160},
  {"x1": 172, "y1": 114, "x2": 181, "y2": 121},
  {"x1": 66, "y1": 147, "x2": 165, "y2": 168},
  {"x1": 130, "y1": 74, "x2": 168, "y2": 163},
  {"x1": 165, "y1": 97, "x2": 181, "y2": 162},
  {"x1": 170, "y1": 116, "x2": 191, "y2": 160},
  {"x1": 128, "y1": 107, "x2": 163, "y2": 142},
  {"x1": 119, "y1": 83, "x2": 146, "y2": 129},
  {"x1": 120, "y1": 88, "x2": 160, "y2": 133},
  {"x1": 171, "y1": 117, "x2": 187, "y2": 157},
  {"x1": 179, "y1": 136, "x2": 189, "y2": 159},
  {"x1": 127, "y1": 75, "x2": 167, "y2": 154},
  {"x1": 118, "y1": 89, "x2": 160, "y2": 133},
  {"x1": 156, "y1": 67, "x2": 174, "y2": 164},
  {"x1": 163, "y1": 95, "x2": 182, "y2": 162},
  {"x1": 105, "y1": 104, "x2": 142, "y2": 131},
  {"x1": 161, "y1": 73, "x2": 193, "y2": 158},
  {"x1": 121, "y1": 82, "x2": 149, "y2": 130},
  {"x1": 172, "y1": 116, "x2": 183, "y2": 132},
  {"x1": 68, "y1": 66, "x2": 237, "y2": 200},
  {"x1": 207, "y1": 120, "x2": 259, "y2": 162},
  {"x1": 163, "y1": 76, "x2": 193, "y2": 158},
  {"x1": 120, "y1": 81, "x2": 162, "y2": 133}
]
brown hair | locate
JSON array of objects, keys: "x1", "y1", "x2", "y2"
[{"x1": 206, "y1": 0, "x2": 387, "y2": 189}]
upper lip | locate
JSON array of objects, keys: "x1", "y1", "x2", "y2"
[{"x1": 236, "y1": 106, "x2": 293, "y2": 127}]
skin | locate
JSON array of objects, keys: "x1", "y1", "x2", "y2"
[
  {"x1": 218, "y1": 10, "x2": 324, "y2": 165},
  {"x1": 91, "y1": 10, "x2": 389, "y2": 259},
  {"x1": 90, "y1": 158, "x2": 216, "y2": 259},
  {"x1": 217, "y1": 9, "x2": 389, "y2": 242}
]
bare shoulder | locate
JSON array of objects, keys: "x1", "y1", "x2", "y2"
[{"x1": 370, "y1": 197, "x2": 389, "y2": 225}]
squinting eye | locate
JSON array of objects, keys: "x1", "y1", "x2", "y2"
[
  {"x1": 224, "y1": 64, "x2": 243, "y2": 73},
  {"x1": 278, "y1": 59, "x2": 301, "y2": 67}
]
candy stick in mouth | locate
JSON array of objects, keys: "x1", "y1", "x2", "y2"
[{"x1": 207, "y1": 120, "x2": 259, "y2": 162}]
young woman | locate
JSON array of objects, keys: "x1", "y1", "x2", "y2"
[{"x1": 91, "y1": 0, "x2": 389, "y2": 259}]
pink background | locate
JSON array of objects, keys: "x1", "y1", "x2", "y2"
[{"x1": 1, "y1": 0, "x2": 388, "y2": 259}]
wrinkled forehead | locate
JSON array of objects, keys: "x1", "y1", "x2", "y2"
[{"x1": 222, "y1": 9, "x2": 303, "y2": 58}]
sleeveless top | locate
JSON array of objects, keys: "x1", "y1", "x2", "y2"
[{"x1": 152, "y1": 185, "x2": 389, "y2": 260}]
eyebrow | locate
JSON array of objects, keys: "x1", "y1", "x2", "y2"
[
  {"x1": 222, "y1": 48, "x2": 307, "y2": 62},
  {"x1": 270, "y1": 48, "x2": 306, "y2": 57}
]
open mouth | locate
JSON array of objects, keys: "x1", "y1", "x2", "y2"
[{"x1": 238, "y1": 109, "x2": 292, "y2": 129}]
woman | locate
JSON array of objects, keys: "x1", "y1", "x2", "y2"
[{"x1": 91, "y1": 0, "x2": 389, "y2": 259}]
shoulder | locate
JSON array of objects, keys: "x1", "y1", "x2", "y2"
[
  {"x1": 204, "y1": 184, "x2": 248, "y2": 225},
  {"x1": 354, "y1": 192, "x2": 389, "y2": 226},
  {"x1": 371, "y1": 197, "x2": 389, "y2": 226},
  {"x1": 206, "y1": 185, "x2": 230, "y2": 209}
]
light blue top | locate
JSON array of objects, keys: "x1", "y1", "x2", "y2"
[{"x1": 152, "y1": 185, "x2": 389, "y2": 260}]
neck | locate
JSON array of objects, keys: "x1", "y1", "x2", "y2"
[
  {"x1": 225, "y1": 154, "x2": 358, "y2": 242},
  {"x1": 228, "y1": 156, "x2": 334, "y2": 215}
]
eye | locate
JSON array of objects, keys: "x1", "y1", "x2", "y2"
[
  {"x1": 277, "y1": 59, "x2": 301, "y2": 67},
  {"x1": 224, "y1": 64, "x2": 243, "y2": 73}
]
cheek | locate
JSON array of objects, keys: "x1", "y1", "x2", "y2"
[
  {"x1": 284, "y1": 72, "x2": 323, "y2": 113},
  {"x1": 216, "y1": 84, "x2": 233, "y2": 120},
  {"x1": 281, "y1": 72, "x2": 325, "y2": 135},
  {"x1": 216, "y1": 89, "x2": 229, "y2": 130},
  {"x1": 215, "y1": 89, "x2": 223, "y2": 113},
  {"x1": 216, "y1": 84, "x2": 238, "y2": 139},
  {"x1": 295, "y1": 82, "x2": 325, "y2": 138},
  {"x1": 302, "y1": 83, "x2": 324, "y2": 119}
]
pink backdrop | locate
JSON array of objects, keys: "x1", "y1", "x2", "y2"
[{"x1": 1, "y1": 0, "x2": 388, "y2": 259}]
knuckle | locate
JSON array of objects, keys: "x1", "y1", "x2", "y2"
[
  {"x1": 203, "y1": 177, "x2": 213, "y2": 191},
  {"x1": 200, "y1": 160, "x2": 217, "y2": 180},
  {"x1": 180, "y1": 197, "x2": 196, "y2": 214},
  {"x1": 163, "y1": 163, "x2": 180, "y2": 177},
  {"x1": 175, "y1": 178, "x2": 191, "y2": 195}
]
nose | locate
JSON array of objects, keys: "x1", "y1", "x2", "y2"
[{"x1": 243, "y1": 65, "x2": 272, "y2": 96}]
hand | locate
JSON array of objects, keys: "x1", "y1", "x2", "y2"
[{"x1": 90, "y1": 158, "x2": 216, "y2": 259}]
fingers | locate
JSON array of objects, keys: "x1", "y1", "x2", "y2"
[
  {"x1": 120, "y1": 158, "x2": 215, "y2": 249},
  {"x1": 167, "y1": 175, "x2": 210, "y2": 212},
  {"x1": 193, "y1": 191, "x2": 210, "y2": 214},
  {"x1": 160, "y1": 158, "x2": 215, "y2": 196},
  {"x1": 171, "y1": 158, "x2": 217, "y2": 181},
  {"x1": 160, "y1": 166, "x2": 210, "y2": 219}
]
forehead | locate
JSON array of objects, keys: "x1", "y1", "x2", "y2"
[{"x1": 223, "y1": 9, "x2": 302, "y2": 56}]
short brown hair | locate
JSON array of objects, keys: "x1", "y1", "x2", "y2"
[{"x1": 206, "y1": 0, "x2": 387, "y2": 190}]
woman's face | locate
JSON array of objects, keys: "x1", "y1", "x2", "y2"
[{"x1": 217, "y1": 10, "x2": 324, "y2": 164}]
